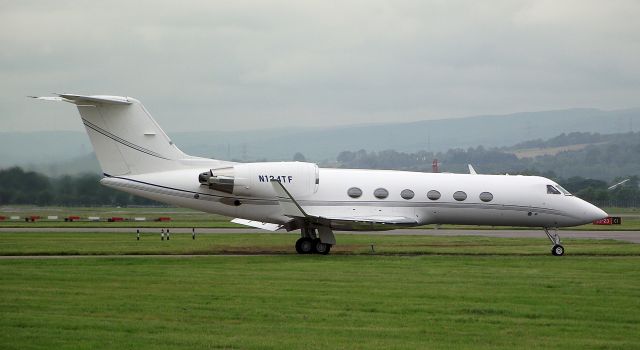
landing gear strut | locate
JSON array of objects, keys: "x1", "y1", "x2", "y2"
[
  {"x1": 544, "y1": 227, "x2": 564, "y2": 256},
  {"x1": 295, "y1": 227, "x2": 332, "y2": 255}
]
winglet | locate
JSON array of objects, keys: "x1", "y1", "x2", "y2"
[
  {"x1": 468, "y1": 164, "x2": 478, "y2": 175},
  {"x1": 270, "y1": 179, "x2": 308, "y2": 217}
]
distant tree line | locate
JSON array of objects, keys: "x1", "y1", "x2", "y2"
[
  {"x1": 0, "y1": 167, "x2": 160, "y2": 206},
  {"x1": 332, "y1": 131, "x2": 640, "y2": 181},
  {"x1": 508, "y1": 131, "x2": 617, "y2": 150},
  {"x1": 3, "y1": 130, "x2": 640, "y2": 207}
]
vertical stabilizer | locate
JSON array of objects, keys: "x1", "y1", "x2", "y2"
[{"x1": 32, "y1": 94, "x2": 192, "y2": 175}]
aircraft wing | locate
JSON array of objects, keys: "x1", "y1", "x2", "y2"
[
  {"x1": 270, "y1": 180, "x2": 418, "y2": 231},
  {"x1": 318, "y1": 215, "x2": 418, "y2": 231}
]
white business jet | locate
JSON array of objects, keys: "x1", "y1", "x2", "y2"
[{"x1": 32, "y1": 94, "x2": 608, "y2": 256}]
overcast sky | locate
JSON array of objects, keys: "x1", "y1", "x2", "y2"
[{"x1": 2, "y1": 0, "x2": 639, "y2": 132}]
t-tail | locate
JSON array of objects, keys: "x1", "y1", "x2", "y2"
[{"x1": 30, "y1": 94, "x2": 217, "y2": 175}]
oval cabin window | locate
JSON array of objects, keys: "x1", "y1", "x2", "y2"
[
  {"x1": 400, "y1": 189, "x2": 415, "y2": 200},
  {"x1": 347, "y1": 187, "x2": 363, "y2": 198},
  {"x1": 373, "y1": 188, "x2": 389, "y2": 199},
  {"x1": 479, "y1": 192, "x2": 493, "y2": 202},
  {"x1": 453, "y1": 191, "x2": 467, "y2": 201},
  {"x1": 427, "y1": 190, "x2": 441, "y2": 200}
]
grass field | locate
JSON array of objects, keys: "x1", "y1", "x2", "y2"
[
  {"x1": 1, "y1": 255, "x2": 639, "y2": 349},
  {"x1": 1, "y1": 231, "x2": 640, "y2": 349}
]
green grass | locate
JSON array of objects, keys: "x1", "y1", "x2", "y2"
[
  {"x1": 1, "y1": 232, "x2": 639, "y2": 348},
  {"x1": 1, "y1": 254, "x2": 639, "y2": 349},
  {"x1": 1, "y1": 232, "x2": 640, "y2": 256}
]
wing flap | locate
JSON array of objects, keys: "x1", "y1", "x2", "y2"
[{"x1": 231, "y1": 218, "x2": 283, "y2": 231}]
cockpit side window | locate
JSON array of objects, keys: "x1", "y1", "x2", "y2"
[{"x1": 547, "y1": 185, "x2": 561, "y2": 194}]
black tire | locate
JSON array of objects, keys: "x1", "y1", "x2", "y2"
[
  {"x1": 319, "y1": 243, "x2": 332, "y2": 255},
  {"x1": 551, "y1": 244, "x2": 564, "y2": 256},
  {"x1": 295, "y1": 237, "x2": 313, "y2": 254},
  {"x1": 295, "y1": 238, "x2": 304, "y2": 254},
  {"x1": 313, "y1": 239, "x2": 331, "y2": 255}
]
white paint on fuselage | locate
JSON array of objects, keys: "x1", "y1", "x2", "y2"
[{"x1": 101, "y1": 166, "x2": 607, "y2": 230}]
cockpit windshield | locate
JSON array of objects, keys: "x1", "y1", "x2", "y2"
[
  {"x1": 556, "y1": 185, "x2": 572, "y2": 196},
  {"x1": 547, "y1": 184, "x2": 572, "y2": 196}
]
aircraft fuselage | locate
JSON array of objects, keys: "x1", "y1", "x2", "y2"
[{"x1": 101, "y1": 166, "x2": 606, "y2": 230}]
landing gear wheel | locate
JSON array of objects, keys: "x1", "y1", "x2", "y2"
[
  {"x1": 551, "y1": 244, "x2": 565, "y2": 256},
  {"x1": 295, "y1": 237, "x2": 313, "y2": 254},
  {"x1": 312, "y1": 239, "x2": 332, "y2": 255},
  {"x1": 544, "y1": 228, "x2": 565, "y2": 256}
]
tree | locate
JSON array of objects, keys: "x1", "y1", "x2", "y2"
[{"x1": 293, "y1": 152, "x2": 306, "y2": 162}]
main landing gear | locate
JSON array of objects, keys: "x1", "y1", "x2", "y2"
[
  {"x1": 544, "y1": 227, "x2": 565, "y2": 256},
  {"x1": 295, "y1": 227, "x2": 332, "y2": 255}
]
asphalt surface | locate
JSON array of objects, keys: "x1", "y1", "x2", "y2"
[{"x1": 1, "y1": 227, "x2": 639, "y2": 243}]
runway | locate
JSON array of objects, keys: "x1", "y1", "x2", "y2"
[{"x1": 1, "y1": 227, "x2": 639, "y2": 243}]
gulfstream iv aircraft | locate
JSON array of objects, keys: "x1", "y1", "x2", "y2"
[{"x1": 32, "y1": 94, "x2": 608, "y2": 256}]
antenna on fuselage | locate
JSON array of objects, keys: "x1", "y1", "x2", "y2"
[{"x1": 468, "y1": 164, "x2": 478, "y2": 175}]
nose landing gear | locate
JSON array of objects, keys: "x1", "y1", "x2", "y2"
[
  {"x1": 544, "y1": 227, "x2": 564, "y2": 256},
  {"x1": 551, "y1": 244, "x2": 565, "y2": 256}
]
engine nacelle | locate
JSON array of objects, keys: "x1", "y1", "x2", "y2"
[{"x1": 199, "y1": 162, "x2": 319, "y2": 198}]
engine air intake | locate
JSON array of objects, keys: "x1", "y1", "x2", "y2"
[{"x1": 198, "y1": 168, "x2": 235, "y2": 194}]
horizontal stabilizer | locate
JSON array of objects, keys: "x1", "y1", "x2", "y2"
[
  {"x1": 28, "y1": 96, "x2": 65, "y2": 102},
  {"x1": 30, "y1": 94, "x2": 132, "y2": 105},
  {"x1": 231, "y1": 218, "x2": 283, "y2": 231}
]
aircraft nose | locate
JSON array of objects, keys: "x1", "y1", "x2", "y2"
[{"x1": 584, "y1": 202, "x2": 608, "y2": 222}]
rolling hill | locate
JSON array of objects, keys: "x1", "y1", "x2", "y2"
[{"x1": 2, "y1": 107, "x2": 639, "y2": 176}]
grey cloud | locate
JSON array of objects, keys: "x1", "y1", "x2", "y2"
[{"x1": 1, "y1": 0, "x2": 639, "y2": 132}]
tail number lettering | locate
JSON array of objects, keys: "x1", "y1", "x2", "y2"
[{"x1": 258, "y1": 175, "x2": 293, "y2": 183}]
